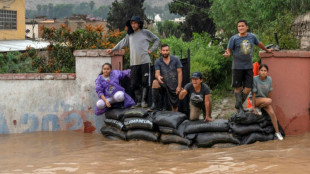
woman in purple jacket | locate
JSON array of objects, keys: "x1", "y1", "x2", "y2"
[{"x1": 95, "y1": 63, "x2": 135, "y2": 115}]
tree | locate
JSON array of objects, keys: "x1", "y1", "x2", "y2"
[
  {"x1": 107, "y1": 0, "x2": 148, "y2": 30},
  {"x1": 36, "y1": 4, "x2": 42, "y2": 16},
  {"x1": 156, "y1": 20, "x2": 182, "y2": 38},
  {"x1": 89, "y1": 1, "x2": 95, "y2": 12},
  {"x1": 93, "y1": 5, "x2": 109, "y2": 19},
  {"x1": 168, "y1": 0, "x2": 216, "y2": 41},
  {"x1": 48, "y1": 3, "x2": 53, "y2": 18}
]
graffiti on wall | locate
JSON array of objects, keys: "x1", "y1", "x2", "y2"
[{"x1": 0, "y1": 110, "x2": 104, "y2": 134}]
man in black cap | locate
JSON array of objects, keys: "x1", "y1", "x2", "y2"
[
  {"x1": 106, "y1": 16, "x2": 160, "y2": 108},
  {"x1": 179, "y1": 72, "x2": 214, "y2": 122}
]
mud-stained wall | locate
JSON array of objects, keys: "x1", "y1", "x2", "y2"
[
  {"x1": 0, "y1": 49, "x2": 124, "y2": 134},
  {"x1": 292, "y1": 12, "x2": 310, "y2": 50},
  {"x1": 260, "y1": 51, "x2": 310, "y2": 135}
]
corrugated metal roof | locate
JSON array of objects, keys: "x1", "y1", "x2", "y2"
[{"x1": 0, "y1": 40, "x2": 50, "y2": 52}]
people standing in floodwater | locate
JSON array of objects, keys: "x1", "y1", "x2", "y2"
[
  {"x1": 249, "y1": 64, "x2": 284, "y2": 140},
  {"x1": 94, "y1": 63, "x2": 135, "y2": 115},
  {"x1": 179, "y1": 72, "x2": 214, "y2": 122},
  {"x1": 150, "y1": 44, "x2": 183, "y2": 111},
  {"x1": 223, "y1": 19, "x2": 272, "y2": 112},
  {"x1": 106, "y1": 16, "x2": 160, "y2": 108}
]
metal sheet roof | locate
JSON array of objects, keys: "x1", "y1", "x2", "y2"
[{"x1": 0, "y1": 40, "x2": 50, "y2": 52}]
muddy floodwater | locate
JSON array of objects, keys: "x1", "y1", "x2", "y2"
[{"x1": 0, "y1": 131, "x2": 309, "y2": 174}]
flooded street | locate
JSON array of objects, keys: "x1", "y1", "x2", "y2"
[{"x1": 0, "y1": 131, "x2": 309, "y2": 174}]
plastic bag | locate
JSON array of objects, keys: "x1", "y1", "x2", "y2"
[
  {"x1": 124, "y1": 117, "x2": 154, "y2": 130},
  {"x1": 195, "y1": 132, "x2": 240, "y2": 148},
  {"x1": 100, "y1": 125, "x2": 126, "y2": 140},
  {"x1": 122, "y1": 108, "x2": 148, "y2": 119},
  {"x1": 105, "y1": 108, "x2": 130, "y2": 120},
  {"x1": 104, "y1": 118, "x2": 125, "y2": 131},
  {"x1": 229, "y1": 122, "x2": 264, "y2": 135},
  {"x1": 158, "y1": 120, "x2": 189, "y2": 137},
  {"x1": 184, "y1": 119, "x2": 229, "y2": 134},
  {"x1": 229, "y1": 111, "x2": 270, "y2": 125},
  {"x1": 126, "y1": 130, "x2": 159, "y2": 142},
  {"x1": 160, "y1": 134, "x2": 192, "y2": 146},
  {"x1": 153, "y1": 111, "x2": 188, "y2": 129},
  {"x1": 241, "y1": 132, "x2": 274, "y2": 144}
]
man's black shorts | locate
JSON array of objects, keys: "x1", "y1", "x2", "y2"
[{"x1": 232, "y1": 69, "x2": 253, "y2": 88}]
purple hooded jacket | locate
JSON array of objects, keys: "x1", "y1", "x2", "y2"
[{"x1": 95, "y1": 69, "x2": 135, "y2": 115}]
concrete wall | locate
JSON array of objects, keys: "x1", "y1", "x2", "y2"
[
  {"x1": 0, "y1": 49, "x2": 124, "y2": 134},
  {"x1": 0, "y1": 0, "x2": 26, "y2": 40},
  {"x1": 260, "y1": 50, "x2": 310, "y2": 135}
]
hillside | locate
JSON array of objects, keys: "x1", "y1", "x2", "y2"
[{"x1": 25, "y1": 0, "x2": 172, "y2": 10}]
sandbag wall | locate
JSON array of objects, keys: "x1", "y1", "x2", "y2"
[{"x1": 100, "y1": 108, "x2": 285, "y2": 148}]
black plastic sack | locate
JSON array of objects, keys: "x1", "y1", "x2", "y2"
[
  {"x1": 100, "y1": 125, "x2": 126, "y2": 140},
  {"x1": 229, "y1": 111, "x2": 270, "y2": 125},
  {"x1": 104, "y1": 118, "x2": 125, "y2": 131},
  {"x1": 229, "y1": 122, "x2": 264, "y2": 136},
  {"x1": 124, "y1": 117, "x2": 154, "y2": 130},
  {"x1": 259, "y1": 119, "x2": 273, "y2": 128},
  {"x1": 105, "y1": 108, "x2": 130, "y2": 120},
  {"x1": 185, "y1": 133, "x2": 197, "y2": 140},
  {"x1": 122, "y1": 108, "x2": 148, "y2": 119},
  {"x1": 153, "y1": 111, "x2": 188, "y2": 129},
  {"x1": 158, "y1": 120, "x2": 189, "y2": 137},
  {"x1": 160, "y1": 134, "x2": 192, "y2": 146},
  {"x1": 195, "y1": 132, "x2": 240, "y2": 148},
  {"x1": 241, "y1": 132, "x2": 274, "y2": 144},
  {"x1": 126, "y1": 130, "x2": 159, "y2": 142},
  {"x1": 184, "y1": 119, "x2": 229, "y2": 134}
]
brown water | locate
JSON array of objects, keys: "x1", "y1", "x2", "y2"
[{"x1": 0, "y1": 132, "x2": 309, "y2": 174}]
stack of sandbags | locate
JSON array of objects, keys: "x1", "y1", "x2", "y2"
[
  {"x1": 229, "y1": 111, "x2": 285, "y2": 144},
  {"x1": 183, "y1": 119, "x2": 240, "y2": 148},
  {"x1": 153, "y1": 111, "x2": 192, "y2": 146},
  {"x1": 123, "y1": 108, "x2": 160, "y2": 142},
  {"x1": 100, "y1": 108, "x2": 129, "y2": 140}
]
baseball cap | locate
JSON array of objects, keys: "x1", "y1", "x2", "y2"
[{"x1": 192, "y1": 72, "x2": 202, "y2": 79}]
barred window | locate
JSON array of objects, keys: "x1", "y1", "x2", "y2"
[{"x1": 0, "y1": 10, "x2": 17, "y2": 30}]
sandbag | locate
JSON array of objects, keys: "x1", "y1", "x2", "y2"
[
  {"x1": 195, "y1": 132, "x2": 240, "y2": 148},
  {"x1": 100, "y1": 125, "x2": 126, "y2": 140},
  {"x1": 241, "y1": 132, "x2": 274, "y2": 145},
  {"x1": 184, "y1": 119, "x2": 229, "y2": 134},
  {"x1": 229, "y1": 122, "x2": 264, "y2": 136},
  {"x1": 153, "y1": 111, "x2": 188, "y2": 129},
  {"x1": 124, "y1": 117, "x2": 154, "y2": 130},
  {"x1": 229, "y1": 111, "x2": 270, "y2": 125},
  {"x1": 104, "y1": 118, "x2": 125, "y2": 131},
  {"x1": 185, "y1": 133, "x2": 197, "y2": 140},
  {"x1": 160, "y1": 134, "x2": 192, "y2": 146},
  {"x1": 259, "y1": 119, "x2": 273, "y2": 128},
  {"x1": 122, "y1": 108, "x2": 148, "y2": 119},
  {"x1": 158, "y1": 120, "x2": 189, "y2": 137},
  {"x1": 105, "y1": 108, "x2": 129, "y2": 120},
  {"x1": 126, "y1": 130, "x2": 159, "y2": 142}
]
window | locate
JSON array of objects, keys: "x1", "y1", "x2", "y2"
[{"x1": 0, "y1": 10, "x2": 17, "y2": 30}]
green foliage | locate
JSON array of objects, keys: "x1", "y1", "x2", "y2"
[
  {"x1": 0, "y1": 49, "x2": 39, "y2": 73},
  {"x1": 209, "y1": 0, "x2": 305, "y2": 50},
  {"x1": 156, "y1": 20, "x2": 182, "y2": 38},
  {"x1": 107, "y1": 0, "x2": 148, "y2": 30},
  {"x1": 168, "y1": 0, "x2": 216, "y2": 41},
  {"x1": 163, "y1": 32, "x2": 231, "y2": 89}
]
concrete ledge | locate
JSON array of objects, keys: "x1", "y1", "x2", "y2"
[
  {"x1": 0, "y1": 73, "x2": 76, "y2": 80},
  {"x1": 260, "y1": 50, "x2": 310, "y2": 58},
  {"x1": 74, "y1": 49, "x2": 125, "y2": 57}
]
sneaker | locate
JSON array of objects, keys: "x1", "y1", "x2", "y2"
[
  {"x1": 275, "y1": 132, "x2": 283, "y2": 141},
  {"x1": 255, "y1": 107, "x2": 262, "y2": 115}
]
